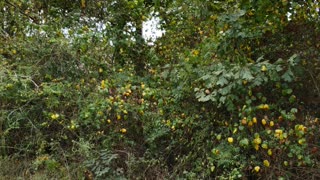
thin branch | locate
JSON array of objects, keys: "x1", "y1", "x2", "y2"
[
  {"x1": 0, "y1": 27, "x2": 10, "y2": 38},
  {"x1": 4, "y1": 0, "x2": 39, "y2": 24}
]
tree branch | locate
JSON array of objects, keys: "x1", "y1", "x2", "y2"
[{"x1": 4, "y1": 0, "x2": 39, "y2": 24}]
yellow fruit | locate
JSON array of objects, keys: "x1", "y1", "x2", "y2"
[
  {"x1": 252, "y1": 117, "x2": 257, "y2": 124},
  {"x1": 81, "y1": 0, "x2": 86, "y2": 8},
  {"x1": 261, "y1": 119, "x2": 267, "y2": 126},
  {"x1": 141, "y1": 83, "x2": 145, "y2": 89},
  {"x1": 100, "y1": 80, "x2": 106, "y2": 89},
  {"x1": 261, "y1": 143, "x2": 268, "y2": 149},
  {"x1": 243, "y1": 80, "x2": 248, "y2": 85},
  {"x1": 298, "y1": 138, "x2": 305, "y2": 145},
  {"x1": 50, "y1": 113, "x2": 59, "y2": 120},
  {"x1": 283, "y1": 161, "x2": 289, "y2": 166},
  {"x1": 254, "y1": 166, "x2": 260, "y2": 172},
  {"x1": 248, "y1": 121, "x2": 253, "y2": 127},
  {"x1": 275, "y1": 129, "x2": 283, "y2": 134},
  {"x1": 269, "y1": 121, "x2": 274, "y2": 127},
  {"x1": 261, "y1": 65, "x2": 267, "y2": 72},
  {"x1": 107, "y1": 119, "x2": 111, "y2": 124},
  {"x1": 254, "y1": 137, "x2": 262, "y2": 144},
  {"x1": 120, "y1": 128, "x2": 127, "y2": 133},
  {"x1": 233, "y1": 128, "x2": 238, "y2": 134},
  {"x1": 267, "y1": 149, "x2": 272, "y2": 156},
  {"x1": 241, "y1": 118, "x2": 247, "y2": 125},
  {"x1": 263, "y1": 160, "x2": 270, "y2": 167},
  {"x1": 139, "y1": 110, "x2": 144, "y2": 115},
  {"x1": 227, "y1": 137, "x2": 234, "y2": 144},
  {"x1": 254, "y1": 144, "x2": 259, "y2": 151},
  {"x1": 192, "y1": 50, "x2": 199, "y2": 56},
  {"x1": 216, "y1": 134, "x2": 222, "y2": 141},
  {"x1": 263, "y1": 104, "x2": 270, "y2": 110},
  {"x1": 117, "y1": 114, "x2": 121, "y2": 120}
]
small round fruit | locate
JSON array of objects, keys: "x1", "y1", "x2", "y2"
[
  {"x1": 254, "y1": 166, "x2": 260, "y2": 172},
  {"x1": 227, "y1": 137, "x2": 234, "y2": 144},
  {"x1": 269, "y1": 121, "x2": 274, "y2": 127},
  {"x1": 263, "y1": 160, "x2": 270, "y2": 167}
]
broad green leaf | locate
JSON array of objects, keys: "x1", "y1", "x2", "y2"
[
  {"x1": 281, "y1": 69, "x2": 294, "y2": 82},
  {"x1": 217, "y1": 76, "x2": 228, "y2": 86},
  {"x1": 241, "y1": 68, "x2": 254, "y2": 81}
]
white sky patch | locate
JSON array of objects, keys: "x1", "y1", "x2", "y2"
[
  {"x1": 143, "y1": 16, "x2": 165, "y2": 45},
  {"x1": 59, "y1": 15, "x2": 165, "y2": 46}
]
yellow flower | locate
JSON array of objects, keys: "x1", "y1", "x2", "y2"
[
  {"x1": 261, "y1": 65, "x2": 267, "y2": 72},
  {"x1": 263, "y1": 160, "x2": 270, "y2": 167},
  {"x1": 227, "y1": 137, "x2": 234, "y2": 144}
]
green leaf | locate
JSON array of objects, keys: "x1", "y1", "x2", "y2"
[
  {"x1": 219, "y1": 96, "x2": 226, "y2": 104},
  {"x1": 281, "y1": 69, "x2": 294, "y2": 82},
  {"x1": 217, "y1": 76, "x2": 228, "y2": 86},
  {"x1": 198, "y1": 94, "x2": 211, "y2": 102},
  {"x1": 239, "y1": 138, "x2": 249, "y2": 147},
  {"x1": 241, "y1": 68, "x2": 254, "y2": 81},
  {"x1": 288, "y1": 54, "x2": 298, "y2": 66}
]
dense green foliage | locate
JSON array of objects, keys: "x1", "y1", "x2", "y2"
[{"x1": 1, "y1": 0, "x2": 320, "y2": 179}]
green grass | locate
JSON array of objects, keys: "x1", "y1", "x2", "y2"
[{"x1": 0, "y1": 156, "x2": 85, "y2": 180}]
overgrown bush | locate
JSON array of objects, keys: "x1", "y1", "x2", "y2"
[{"x1": 1, "y1": 0, "x2": 319, "y2": 179}]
